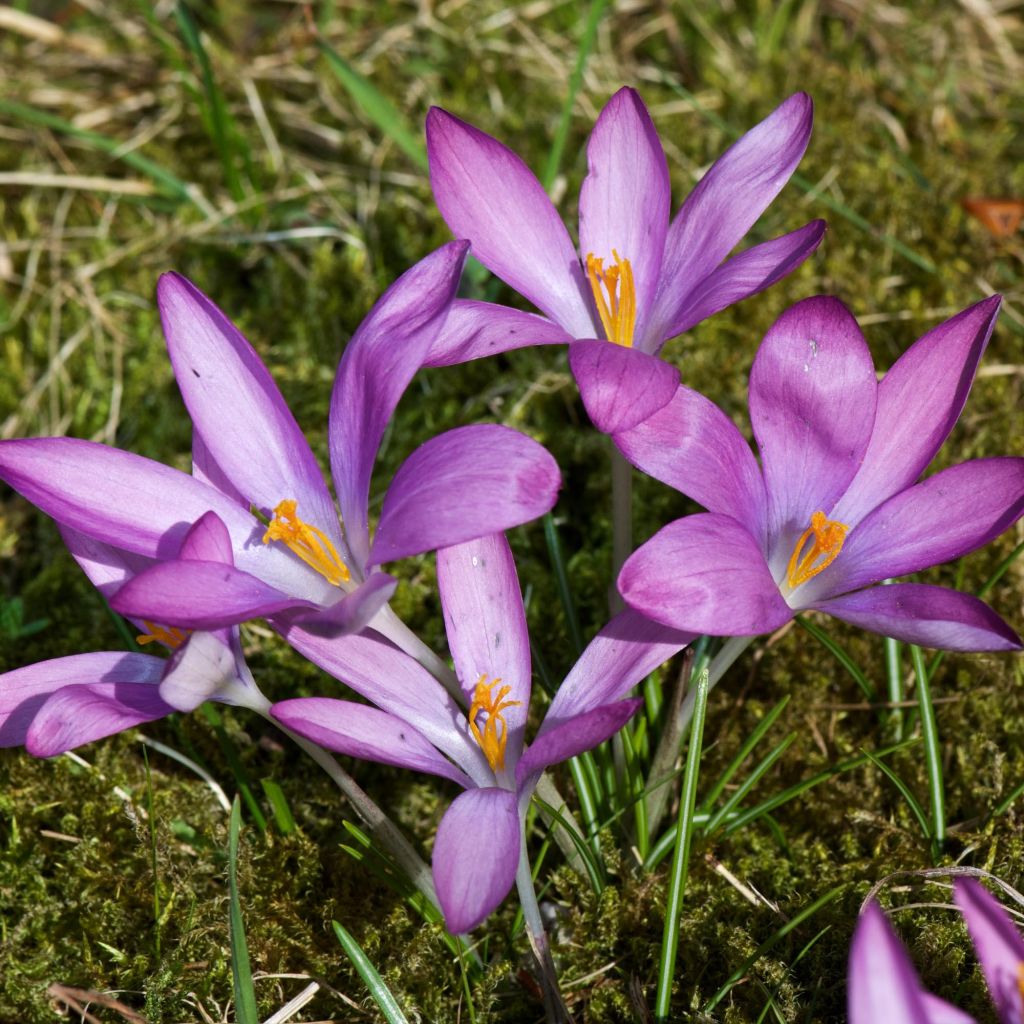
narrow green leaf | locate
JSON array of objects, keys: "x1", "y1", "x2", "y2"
[
  {"x1": 333, "y1": 920, "x2": 411, "y2": 1024},
  {"x1": 260, "y1": 778, "x2": 296, "y2": 835},
  {"x1": 704, "y1": 732, "x2": 798, "y2": 834},
  {"x1": 543, "y1": 512, "x2": 585, "y2": 658},
  {"x1": 862, "y1": 750, "x2": 931, "y2": 839},
  {"x1": 796, "y1": 616, "x2": 876, "y2": 701},
  {"x1": 909, "y1": 643, "x2": 944, "y2": 855},
  {"x1": 228, "y1": 797, "x2": 259, "y2": 1024},
  {"x1": 532, "y1": 793, "x2": 605, "y2": 895}
]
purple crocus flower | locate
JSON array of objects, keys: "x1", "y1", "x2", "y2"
[
  {"x1": 424, "y1": 89, "x2": 825, "y2": 432},
  {"x1": 848, "y1": 900, "x2": 975, "y2": 1023},
  {"x1": 616, "y1": 294, "x2": 1024, "y2": 651},
  {"x1": 272, "y1": 532, "x2": 692, "y2": 932},
  {"x1": 0, "y1": 243, "x2": 561, "y2": 652},
  {"x1": 955, "y1": 878, "x2": 1024, "y2": 1023}
]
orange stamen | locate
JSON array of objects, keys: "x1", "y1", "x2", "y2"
[
  {"x1": 468, "y1": 674, "x2": 521, "y2": 773},
  {"x1": 262, "y1": 499, "x2": 350, "y2": 585},
  {"x1": 136, "y1": 621, "x2": 190, "y2": 649},
  {"x1": 786, "y1": 511, "x2": 848, "y2": 589},
  {"x1": 585, "y1": 250, "x2": 636, "y2": 347}
]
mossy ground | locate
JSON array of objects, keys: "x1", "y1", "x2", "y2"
[{"x1": 0, "y1": 1, "x2": 1022, "y2": 1021}]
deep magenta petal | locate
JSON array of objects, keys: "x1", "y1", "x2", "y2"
[
  {"x1": 433, "y1": 787, "x2": 521, "y2": 934},
  {"x1": 279, "y1": 573, "x2": 397, "y2": 638}
]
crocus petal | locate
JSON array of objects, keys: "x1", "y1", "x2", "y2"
[
  {"x1": 569, "y1": 339, "x2": 680, "y2": 433},
  {"x1": 178, "y1": 510, "x2": 233, "y2": 563},
  {"x1": 424, "y1": 300, "x2": 573, "y2": 368},
  {"x1": 832, "y1": 296, "x2": 1002, "y2": 528},
  {"x1": 516, "y1": 699, "x2": 642, "y2": 789},
  {"x1": 369, "y1": 424, "x2": 560, "y2": 566},
  {"x1": 542, "y1": 608, "x2": 692, "y2": 729},
  {"x1": 612, "y1": 384, "x2": 768, "y2": 547},
  {"x1": 433, "y1": 786, "x2": 521, "y2": 934},
  {"x1": 330, "y1": 241, "x2": 468, "y2": 569},
  {"x1": 813, "y1": 584, "x2": 1021, "y2": 652},
  {"x1": 26, "y1": 681, "x2": 174, "y2": 757},
  {"x1": 748, "y1": 296, "x2": 877, "y2": 562},
  {"x1": 955, "y1": 879, "x2": 1024, "y2": 1024},
  {"x1": 649, "y1": 92, "x2": 813, "y2": 343},
  {"x1": 280, "y1": 572, "x2": 397, "y2": 638},
  {"x1": 192, "y1": 431, "x2": 248, "y2": 507},
  {"x1": 848, "y1": 901, "x2": 935, "y2": 1024},
  {"x1": 0, "y1": 652, "x2": 164, "y2": 747},
  {"x1": 818, "y1": 458, "x2": 1024, "y2": 597},
  {"x1": 158, "y1": 631, "x2": 243, "y2": 712},
  {"x1": 920, "y1": 994, "x2": 976, "y2": 1024},
  {"x1": 60, "y1": 525, "x2": 152, "y2": 597},
  {"x1": 112, "y1": 558, "x2": 315, "y2": 628},
  {"x1": 578, "y1": 87, "x2": 670, "y2": 343},
  {"x1": 159, "y1": 273, "x2": 342, "y2": 548},
  {"x1": 665, "y1": 220, "x2": 827, "y2": 339},
  {"x1": 426, "y1": 107, "x2": 593, "y2": 336},
  {"x1": 619, "y1": 513, "x2": 793, "y2": 636},
  {"x1": 272, "y1": 698, "x2": 472, "y2": 787},
  {"x1": 284, "y1": 626, "x2": 492, "y2": 784}
]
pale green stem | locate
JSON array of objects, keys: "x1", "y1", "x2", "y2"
[
  {"x1": 372, "y1": 603, "x2": 463, "y2": 702},
  {"x1": 609, "y1": 444, "x2": 633, "y2": 615}
]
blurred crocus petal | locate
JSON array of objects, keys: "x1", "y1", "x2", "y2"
[
  {"x1": 433, "y1": 786, "x2": 521, "y2": 934},
  {"x1": 26, "y1": 682, "x2": 174, "y2": 757},
  {"x1": 813, "y1": 584, "x2": 1021, "y2": 652},
  {"x1": 848, "y1": 901, "x2": 934, "y2": 1024},
  {"x1": 369, "y1": 424, "x2": 560, "y2": 566},
  {"x1": 0, "y1": 652, "x2": 164, "y2": 747},
  {"x1": 667, "y1": 220, "x2": 826, "y2": 339},
  {"x1": 920, "y1": 994, "x2": 976, "y2": 1024},
  {"x1": 330, "y1": 241, "x2": 468, "y2": 567},
  {"x1": 159, "y1": 631, "x2": 242, "y2": 712},
  {"x1": 516, "y1": 699, "x2": 641, "y2": 788},
  {"x1": 272, "y1": 697, "x2": 472, "y2": 787},
  {"x1": 833, "y1": 296, "x2": 1002, "y2": 528},
  {"x1": 578, "y1": 87, "x2": 670, "y2": 340},
  {"x1": 424, "y1": 300, "x2": 572, "y2": 368},
  {"x1": 749, "y1": 296, "x2": 877, "y2": 547},
  {"x1": 159, "y1": 273, "x2": 340, "y2": 540},
  {"x1": 613, "y1": 384, "x2": 768, "y2": 546},
  {"x1": 569, "y1": 340, "x2": 679, "y2": 433},
  {"x1": 955, "y1": 878, "x2": 1024, "y2": 1024},
  {"x1": 426, "y1": 108, "x2": 592, "y2": 336},
  {"x1": 280, "y1": 572, "x2": 397, "y2": 638},
  {"x1": 619, "y1": 514, "x2": 792, "y2": 635},
  {"x1": 649, "y1": 93, "x2": 813, "y2": 340}
]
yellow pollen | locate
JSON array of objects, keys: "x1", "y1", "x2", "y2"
[
  {"x1": 1018, "y1": 961, "x2": 1024, "y2": 1005},
  {"x1": 262, "y1": 499, "x2": 350, "y2": 585},
  {"x1": 468, "y1": 674, "x2": 521, "y2": 773},
  {"x1": 585, "y1": 250, "x2": 636, "y2": 347},
  {"x1": 786, "y1": 511, "x2": 848, "y2": 589},
  {"x1": 137, "y1": 621, "x2": 190, "y2": 649}
]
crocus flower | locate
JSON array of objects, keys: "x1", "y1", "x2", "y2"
[
  {"x1": 848, "y1": 900, "x2": 975, "y2": 1023},
  {"x1": 272, "y1": 532, "x2": 692, "y2": 932},
  {"x1": 0, "y1": 244, "x2": 561, "y2": 656},
  {"x1": 955, "y1": 877, "x2": 1024, "y2": 1023},
  {"x1": 616, "y1": 294, "x2": 1024, "y2": 651},
  {"x1": 425, "y1": 89, "x2": 825, "y2": 432}
]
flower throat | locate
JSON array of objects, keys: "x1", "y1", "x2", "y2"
[{"x1": 787, "y1": 511, "x2": 848, "y2": 589}]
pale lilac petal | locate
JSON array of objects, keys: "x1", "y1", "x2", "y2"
[
  {"x1": 272, "y1": 697, "x2": 472, "y2": 787},
  {"x1": 920, "y1": 994, "x2": 976, "y2": 1024},
  {"x1": 330, "y1": 242, "x2": 468, "y2": 568},
  {"x1": 578, "y1": 88, "x2": 670, "y2": 342},
  {"x1": 665, "y1": 220, "x2": 826, "y2": 339},
  {"x1": 178, "y1": 510, "x2": 233, "y2": 563},
  {"x1": 955, "y1": 879, "x2": 1024, "y2": 1024},
  {"x1": 424, "y1": 300, "x2": 572, "y2": 367},
  {"x1": 284, "y1": 626, "x2": 491, "y2": 784},
  {"x1": 369, "y1": 425, "x2": 560, "y2": 566},
  {"x1": 848, "y1": 901, "x2": 933, "y2": 1024},
  {"x1": 649, "y1": 93, "x2": 813, "y2": 343},
  {"x1": 26, "y1": 682, "x2": 173, "y2": 757},
  {"x1": 111, "y1": 558, "x2": 314, "y2": 627},
  {"x1": 192, "y1": 431, "x2": 248, "y2": 506},
  {"x1": 437, "y1": 534, "x2": 530, "y2": 764},
  {"x1": 158, "y1": 631, "x2": 243, "y2": 712},
  {"x1": 612, "y1": 384, "x2": 768, "y2": 547},
  {"x1": 619, "y1": 514, "x2": 792, "y2": 636},
  {"x1": 426, "y1": 107, "x2": 593, "y2": 335},
  {"x1": 279, "y1": 573, "x2": 397, "y2": 638},
  {"x1": 0, "y1": 652, "x2": 164, "y2": 747},
  {"x1": 433, "y1": 786, "x2": 521, "y2": 933},
  {"x1": 543, "y1": 608, "x2": 692, "y2": 728},
  {"x1": 569, "y1": 340, "x2": 679, "y2": 434},
  {"x1": 158, "y1": 273, "x2": 341, "y2": 547},
  {"x1": 748, "y1": 296, "x2": 877, "y2": 564},
  {"x1": 60, "y1": 526, "x2": 152, "y2": 598},
  {"x1": 516, "y1": 699, "x2": 642, "y2": 789},
  {"x1": 832, "y1": 296, "x2": 1002, "y2": 528},
  {"x1": 819, "y1": 458, "x2": 1024, "y2": 597}
]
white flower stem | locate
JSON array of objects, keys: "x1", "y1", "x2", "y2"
[{"x1": 372, "y1": 603, "x2": 464, "y2": 703}]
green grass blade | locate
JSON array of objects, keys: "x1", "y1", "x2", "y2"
[
  {"x1": 796, "y1": 616, "x2": 876, "y2": 701},
  {"x1": 333, "y1": 920, "x2": 411, "y2": 1024},
  {"x1": 260, "y1": 778, "x2": 296, "y2": 835},
  {"x1": 228, "y1": 797, "x2": 259, "y2": 1024},
  {"x1": 532, "y1": 793, "x2": 605, "y2": 894},
  {"x1": 861, "y1": 750, "x2": 931, "y2": 840},
  {"x1": 654, "y1": 668, "x2": 709, "y2": 1022},
  {"x1": 909, "y1": 643, "x2": 944, "y2": 855},
  {"x1": 317, "y1": 39, "x2": 427, "y2": 170},
  {"x1": 619, "y1": 722, "x2": 649, "y2": 859},
  {"x1": 704, "y1": 732, "x2": 798, "y2": 834},
  {"x1": 884, "y1": 631, "x2": 905, "y2": 741},
  {"x1": 543, "y1": 512, "x2": 585, "y2": 657},
  {"x1": 200, "y1": 704, "x2": 268, "y2": 833}
]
